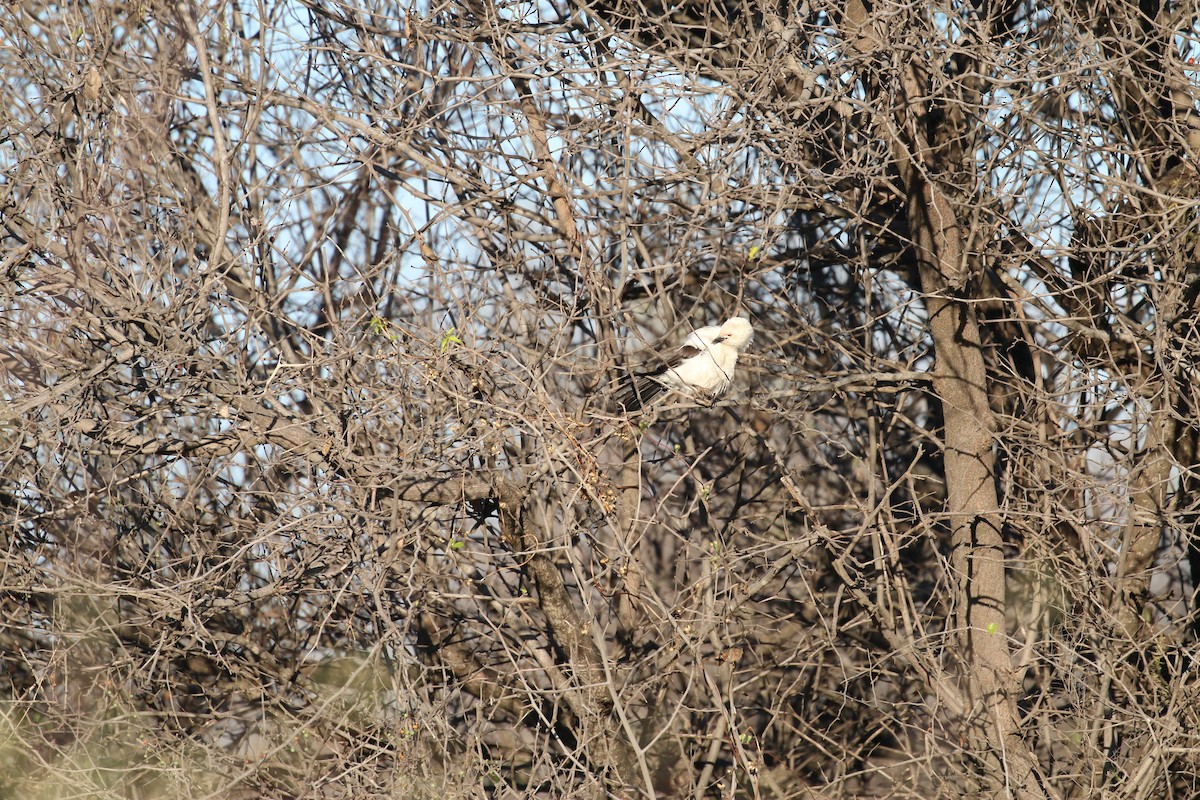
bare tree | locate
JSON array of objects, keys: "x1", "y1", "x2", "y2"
[{"x1": 2, "y1": 0, "x2": 1200, "y2": 798}]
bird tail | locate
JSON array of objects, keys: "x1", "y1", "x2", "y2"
[{"x1": 616, "y1": 374, "x2": 664, "y2": 412}]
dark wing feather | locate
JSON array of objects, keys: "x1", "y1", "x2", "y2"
[
  {"x1": 615, "y1": 376, "x2": 663, "y2": 412},
  {"x1": 616, "y1": 345, "x2": 701, "y2": 411}
]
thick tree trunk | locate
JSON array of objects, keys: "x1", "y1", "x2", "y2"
[{"x1": 894, "y1": 62, "x2": 1055, "y2": 796}]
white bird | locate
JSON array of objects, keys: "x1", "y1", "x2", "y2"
[{"x1": 616, "y1": 317, "x2": 754, "y2": 411}]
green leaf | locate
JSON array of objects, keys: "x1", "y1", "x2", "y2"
[{"x1": 440, "y1": 327, "x2": 463, "y2": 353}]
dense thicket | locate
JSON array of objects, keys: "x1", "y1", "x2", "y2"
[{"x1": 2, "y1": 1, "x2": 1200, "y2": 797}]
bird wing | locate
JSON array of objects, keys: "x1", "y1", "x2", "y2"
[
  {"x1": 615, "y1": 344, "x2": 704, "y2": 410},
  {"x1": 633, "y1": 344, "x2": 703, "y2": 379}
]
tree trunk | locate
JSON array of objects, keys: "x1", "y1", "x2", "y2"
[{"x1": 895, "y1": 61, "x2": 1056, "y2": 800}]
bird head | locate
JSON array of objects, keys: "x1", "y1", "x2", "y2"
[{"x1": 716, "y1": 317, "x2": 754, "y2": 349}]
